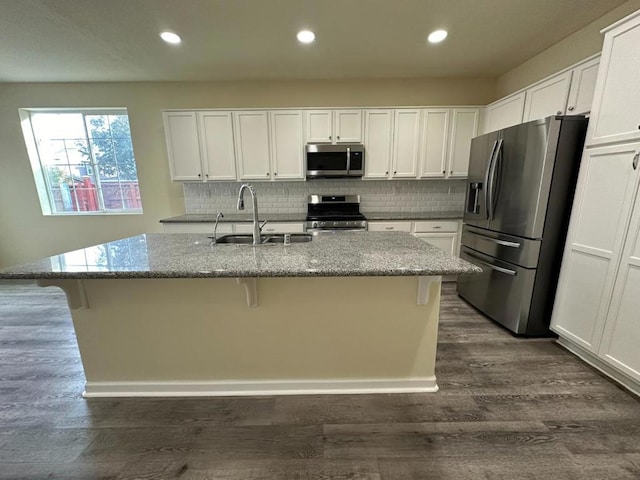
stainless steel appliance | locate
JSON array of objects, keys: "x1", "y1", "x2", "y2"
[
  {"x1": 306, "y1": 195, "x2": 367, "y2": 232},
  {"x1": 457, "y1": 115, "x2": 588, "y2": 336},
  {"x1": 305, "y1": 144, "x2": 364, "y2": 178}
]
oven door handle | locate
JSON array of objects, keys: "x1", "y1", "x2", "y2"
[{"x1": 346, "y1": 146, "x2": 351, "y2": 174}]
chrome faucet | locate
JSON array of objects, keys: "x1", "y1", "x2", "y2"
[
  {"x1": 210, "y1": 212, "x2": 224, "y2": 245},
  {"x1": 237, "y1": 184, "x2": 266, "y2": 245}
]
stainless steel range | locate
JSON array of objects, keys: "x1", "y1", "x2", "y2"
[{"x1": 305, "y1": 195, "x2": 367, "y2": 232}]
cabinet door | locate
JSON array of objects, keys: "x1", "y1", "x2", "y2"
[
  {"x1": 419, "y1": 109, "x2": 449, "y2": 178},
  {"x1": 163, "y1": 112, "x2": 203, "y2": 181},
  {"x1": 415, "y1": 233, "x2": 457, "y2": 254},
  {"x1": 304, "y1": 110, "x2": 332, "y2": 143},
  {"x1": 448, "y1": 108, "x2": 479, "y2": 178},
  {"x1": 363, "y1": 110, "x2": 393, "y2": 179},
  {"x1": 551, "y1": 143, "x2": 640, "y2": 352},
  {"x1": 588, "y1": 14, "x2": 640, "y2": 146},
  {"x1": 566, "y1": 57, "x2": 600, "y2": 115},
  {"x1": 269, "y1": 111, "x2": 303, "y2": 180},
  {"x1": 367, "y1": 221, "x2": 412, "y2": 232},
  {"x1": 391, "y1": 109, "x2": 421, "y2": 178},
  {"x1": 599, "y1": 169, "x2": 640, "y2": 382},
  {"x1": 197, "y1": 112, "x2": 236, "y2": 181},
  {"x1": 484, "y1": 93, "x2": 525, "y2": 134},
  {"x1": 234, "y1": 111, "x2": 271, "y2": 180},
  {"x1": 334, "y1": 110, "x2": 363, "y2": 143},
  {"x1": 523, "y1": 71, "x2": 572, "y2": 122}
]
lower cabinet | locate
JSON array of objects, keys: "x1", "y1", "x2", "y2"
[{"x1": 367, "y1": 220, "x2": 460, "y2": 256}]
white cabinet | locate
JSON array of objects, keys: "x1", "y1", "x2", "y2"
[
  {"x1": 303, "y1": 109, "x2": 362, "y2": 143},
  {"x1": 420, "y1": 109, "x2": 450, "y2": 178},
  {"x1": 392, "y1": 109, "x2": 421, "y2": 178},
  {"x1": 588, "y1": 12, "x2": 640, "y2": 147},
  {"x1": 269, "y1": 110, "x2": 304, "y2": 180},
  {"x1": 420, "y1": 108, "x2": 479, "y2": 179},
  {"x1": 363, "y1": 109, "x2": 394, "y2": 179},
  {"x1": 234, "y1": 111, "x2": 271, "y2": 180},
  {"x1": 566, "y1": 56, "x2": 600, "y2": 115},
  {"x1": 197, "y1": 112, "x2": 237, "y2": 181},
  {"x1": 415, "y1": 234, "x2": 457, "y2": 254},
  {"x1": 163, "y1": 111, "x2": 236, "y2": 182},
  {"x1": 414, "y1": 220, "x2": 459, "y2": 255},
  {"x1": 523, "y1": 71, "x2": 572, "y2": 122},
  {"x1": 483, "y1": 93, "x2": 526, "y2": 134},
  {"x1": 448, "y1": 108, "x2": 479, "y2": 178},
  {"x1": 163, "y1": 112, "x2": 204, "y2": 181},
  {"x1": 367, "y1": 221, "x2": 412, "y2": 232}
]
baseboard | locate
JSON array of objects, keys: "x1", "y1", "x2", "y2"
[
  {"x1": 556, "y1": 337, "x2": 640, "y2": 398},
  {"x1": 83, "y1": 377, "x2": 439, "y2": 398}
]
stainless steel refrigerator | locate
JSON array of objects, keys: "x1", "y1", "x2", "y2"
[{"x1": 457, "y1": 116, "x2": 588, "y2": 336}]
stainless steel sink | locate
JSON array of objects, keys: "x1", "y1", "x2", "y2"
[{"x1": 210, "y1": 234, "x2": 312, "y2": 245}]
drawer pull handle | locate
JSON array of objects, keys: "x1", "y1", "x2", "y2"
[
  {"x1": 633, "y1": 153, "x2": 639, "y2": 170},
  {"x1": 465, "y1": 252, "x2": 517, "y2": 276},
  {"x1": 432, "y1": 226, "x2": 442, "y2": 229},
  {"x1": 466, "y1": 230, "x2": 520, "y2": 248},
  {"x1": 385, "y1": 227, "x2": 394, "y2": 230}
]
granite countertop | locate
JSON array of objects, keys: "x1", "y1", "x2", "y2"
[
  {"x1": 159, "y1": 211, "x2": 463, "y2": 223},
  {"x1": 0, "y1": 232, "x2": 480, "y2": 280}
]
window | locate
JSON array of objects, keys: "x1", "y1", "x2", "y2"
[{"x1": 19, "y1": 108, "x2": 143, "y2": 215}]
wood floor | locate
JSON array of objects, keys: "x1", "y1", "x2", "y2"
[{"x1": 0, "y1": 281, "x2": 639, "y2": 479}]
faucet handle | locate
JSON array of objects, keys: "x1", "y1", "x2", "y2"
[{"x1": 259, "y1": 220, "x2": 269, "y2": 231}]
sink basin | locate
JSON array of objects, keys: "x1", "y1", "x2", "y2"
[{"x1": 210, "y1": 234, "x2": 312, "y2": 245}]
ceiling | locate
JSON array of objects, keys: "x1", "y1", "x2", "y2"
[{"x1": 0, "y1": 0, "x2": 628, "y2": 82}]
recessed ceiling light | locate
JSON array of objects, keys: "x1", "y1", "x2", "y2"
[
  {"x1": 297, "y1": 30, "x2": 315, "y2": 44},
  {"x1": 428, "y1": 29, "x2": 448, "y2": 44},
  {"x1": 160, "y1": 31, "x2": 182, "y2": 45}
]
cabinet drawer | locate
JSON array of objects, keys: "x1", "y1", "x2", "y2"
[
  {"x1": 234, "y1": 222, "x2": 304, "y2": 234},
  {"x1": 367, "y1": 221, "x2": 412, "y2": 232},
  {"x1": 162, "y1": 223, "x2": 233, "y2": 234},
  {"x1": 414, "y1": 233, "x2": 457, "y2": 254},
  {"x1": 414, "y1": 220, "x2": 459, "y2": 233}
]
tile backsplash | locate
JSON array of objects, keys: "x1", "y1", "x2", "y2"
[{"x1": 184, "y1": 179, "x2": 466, "y2": 215}]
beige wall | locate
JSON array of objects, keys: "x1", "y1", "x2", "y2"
[
  {"x1": 496, "y1": 0, "x2": 640, "y2": 98},
  {"x1": 0, "y1": 78, "x2": 494, "y2": 268}
]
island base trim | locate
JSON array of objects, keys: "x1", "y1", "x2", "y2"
[{"x1": 82, "y1": 377, "x2": 439, "y2": 398}]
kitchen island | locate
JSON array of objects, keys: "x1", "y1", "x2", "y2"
[{"x1": 0, "y1": 232, "x2": 479, "y2": 397}]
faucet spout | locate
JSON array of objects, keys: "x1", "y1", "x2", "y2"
[{"x1": 237, "y1": 184, "x2": 261, "y2": 245}]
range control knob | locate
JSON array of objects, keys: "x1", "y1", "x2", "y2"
[
  {"x1": 333, "y1": 221, "x2": 340, "y2": 227},
  {"x1": 312, "y1": 222, "x2": 318, "y2": 228},
  {"x1": 320, "y1": 221, "x2": 326, "y2": 227}
]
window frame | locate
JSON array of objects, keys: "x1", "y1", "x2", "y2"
[{"x1": 19, "y1": 107, "x2": 143, "y2": 216}]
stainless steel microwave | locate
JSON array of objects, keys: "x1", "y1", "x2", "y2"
[{"x1": 305, "y1": 144, "x2": 364, "y2": 179}]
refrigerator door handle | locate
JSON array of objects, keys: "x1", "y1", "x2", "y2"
[
  {"x1": 484, "y1": 140, "x2": 499, "y2": 219},
  {"x1": 464, "y1": 251, "x2": 518, "y2": 276},
  {"x1": 466, "y1": 230, "x2": 521, "y2": 248},
  {"x1": 487, "y1": 138, "x2": 503, "y2": 221}
]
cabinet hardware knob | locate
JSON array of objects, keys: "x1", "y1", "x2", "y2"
[
  {"x1": 385, "y1": 171, "x2": 389, "y2": 175},
  {"x1": 568, "y1": 106, "x2": 575, "y2": 111},
  {"x1": 329, "y1": 135, "x2": 332, "y2": 140},
  {"x1": 337, "y1": 135, "x2": 340, "y2": 140},
  {"x1": 442, "y1": 170, "x2": 445, "y2": 174},
  {"x1": 556, "y1": 111, "x2": 562, "y2": 115},
  {"x1": 198, "y1": 174, "x2": 201, "y2": 177},
  {"x1": 394, "y1": 171, "x2": 397, "y2": 174},
  {"x1": 274, "y1": 172, "x2": 277, "y2": 176},
  {"x1": 450, "y1": 171, "x2": 453, "y2": 174},
  {"x1": 266, "y1": 172, "x2": 270, "y2": 176}
]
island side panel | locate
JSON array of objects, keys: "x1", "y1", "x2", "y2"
[{"x1": 69, "y1": 276, "x2": 441, "y2": 396}]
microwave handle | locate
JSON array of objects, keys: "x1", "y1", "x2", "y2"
[{"x1": 346, "y1": 147, "x2": 351, "y2": 174}]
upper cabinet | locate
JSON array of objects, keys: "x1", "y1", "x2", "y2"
[
  {"x1": 163, "y1": 111, "x2": 237, "y2": 181},
  {"x1": 481, "y1": 55, "x2": 601, "y2": 135},
  {"x1": 303, "y1": 109, "x2": 362, "y2": 143},
  {"x1": 233, "y1": 111, "x2": 271, "y2": 180},
  {"x1": 566, "y1": 56, "x2": 600, "y2": 115},
  {"x1": 587, "y1": 12, "x2": 640, "y2": 147},
  {"x1": 392, "y1": 109, "x2": 422, "y2": 178},
  {"x1": 523, "y1": 71, "x2": 572, "y2": 122},
  {"x1": 363, "y1": 109, "x2": 394, "y2": 179},
  {"x1": 420, "y1": 108, "x2": 479, "y2": 179},
  {"x1": 483, "y1": 93, "x2": 526, "y2": 134},
  {"x1": 269, "y1": 110, "x2": 304, "y2": 180}
]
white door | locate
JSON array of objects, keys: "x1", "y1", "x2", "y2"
[
  {"x1": 484, "y1": 92, "x2": 526, "y2": 134},
  {"x1": 566, "y1": 57, "x2": 600, "y2": 115},
  {"x1": 234, "y1": 111, "x2": 271, "y2": 180},
  {"x1": 599, "y1": 165, "x2": 640, "y2": 382},
  {"x1": 391, "y1": 109, "x2": 421, "y2": 178},
  {"x1": 334, "y1": 110, "x2": 363, "y2": 143},
  {"x1": 363, "y1": 110, "x2": 393, "y2": 179},
  {"x1": 588, "y1": 14, "x2": 640, "y2": 146},
  {"x1": 448, "y1": 108, "x2": 479, "y2": 178},
  {"x1": 269, "y1": 111, "x2": 304, "y2": 180},
  {"x1": 551, "y1": 143, "x2": 640, "y2": 352},
  {"x1": 197, "y1": 111, "x2": 236, "y2": 181},
  {"x1": 303, "y1": 110, "x2": 332, "y2": 143},
  {"x1": 163, "y1": 112, "x2": 203, "y2": 181},
  {"x1": 415, "y1": 233, "x2": 457, "y2": 254},
  {"x1": 419, "y1": 109, "x2": 449, "y2": 178},
  {"x1": 523, "y1": 71, "x2": 572, "y2": 122}
]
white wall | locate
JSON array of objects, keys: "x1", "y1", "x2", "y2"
[{"x1": 0, "y1": 78, "x2": 494, "y2": 267}]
